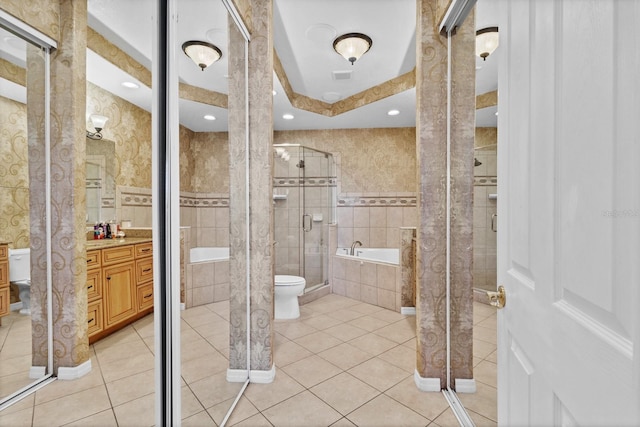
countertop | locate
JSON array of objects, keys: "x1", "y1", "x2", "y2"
[{"x1": 86, "y1": 237, "x2": 152, "y2": 250}]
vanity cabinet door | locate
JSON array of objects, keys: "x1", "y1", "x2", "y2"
[
  {"x1": 87, "y1": 268, "x2": 102, "y2": 301},
  {"x1": 87, "y1": 300, "x2": 103, "y2": 337},
  {"x1": 0, "y1": 287, "x2": 9, "y2": 317},
  {"x1": 103, "y1": 262, "x2": 136, "y2": 326}
]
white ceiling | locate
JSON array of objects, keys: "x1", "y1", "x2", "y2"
[{"x1": 1, "y1": 0, "x2": 499, "y2": 133}]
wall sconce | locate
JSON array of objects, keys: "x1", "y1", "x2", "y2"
[
  {"x1": 182, "y1": 40, "x2": 222, "y2": 71},
  {"x1": 86, "y1": 114, "x2": 108, "y2": 140},
  {"x1": 476, "y1": 27, "x2": 499, "y2": 61},
  {"x1": 333, "y1": 32, "x2": 372, "y2": 65}
]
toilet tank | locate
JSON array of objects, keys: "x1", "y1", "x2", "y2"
[{"x1": 9, "y1": 248, "x2": 30, "y2": 282}]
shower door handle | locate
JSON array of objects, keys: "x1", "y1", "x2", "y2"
[
  {"x1": 491, "y1": 213, "x2": 498, "y2": 232},
  {"x1": 303, "y1": 214, "x2": 312, "y2": 232}
]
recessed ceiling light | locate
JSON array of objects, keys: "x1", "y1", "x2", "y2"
[
  {"x1": 273, "y1": 90, "x2": 277, "y2": 96},
  {"x1": 282, "y1": 113, "x2": 294, "y2": 120},
  {"x1": 495, "y1": 111, "x2": 499, "y2": 116},
  {"x1": 204, "y1": 114, "x2": 216, "y2": 121},
  {"x1": 387, "y1": 109, "x2": 400, "y2": 116},
  {"x1": 121, "y1": 81, "x2": 139, "y2": 89}
]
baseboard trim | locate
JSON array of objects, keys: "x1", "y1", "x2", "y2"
[
  {"x1": 454, "y1": 378, "x2": 477, "y2": 393},
  {"x1": 414, "y1": 370, "x2": 442, "y2": 392},
  {"x1": 249, "y1": 365, "x2": 276, "y2": 384},
  {"x1": 57, "y1": 360, "x2": 92, "y2": 380},
  {"x1": 226, "y1": 369, "x2": 248, "y2": 383},
  {"x1": 401, "y1": 307, "x2": 416, "y2": 315},
  {"x1": 10, "y1": 302, "x2": 23, "y2": 311},
  {"x1": 29, "y1": 366, "x2": 46, "y2": 379}
]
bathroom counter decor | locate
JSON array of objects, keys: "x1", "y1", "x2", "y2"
[{"x1": 87, "y1": 240, "x2": 153, "y2": 343}]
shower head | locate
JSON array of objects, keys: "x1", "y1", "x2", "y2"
[{"x1": 474, "y1": 158, "x2": 482, "y2": 167}]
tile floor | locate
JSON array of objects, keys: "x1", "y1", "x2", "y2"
[{"x1": 0, "y1": 294, "x2": 497, "y2": 426}]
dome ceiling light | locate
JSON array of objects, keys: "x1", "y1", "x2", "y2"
[
  {"x1": 333, "y1": 32, "x2": 372, "y2": 65},
  {"x1": 476, "y1": 27, "x2": 499, "y2": 61},
  {"x1": 86, "y1": 114, "x2": 108, "y2": 140},
  {"x1": 182, "y1": 40, "x2": 222, "y2": 71}
]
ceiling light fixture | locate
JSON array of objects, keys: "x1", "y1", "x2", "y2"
[
  {"x1": 476, "y1": 27, "x2": 499, "y2": 61},
  {"x1": 333, "y1": 32, "x2": 372, "y2": 65},
  {"x1": 282, "y1": 113, "x2": 294, "y2": 120},
  {"x1": 182, "y1": 40, "x2": 222, "y2": 71},
  {"x1": 387, "y1": 109, "x2": 400, "y2": 116},
  {"x1": 121, "y1": 81, "x2": 139, "y2": 89},
  {"x1": 86, "y1": 114, "x2": 108, "y2": 140},
  {"x1": 203, "y1": 114, "x2": 216, "y2": 121}
]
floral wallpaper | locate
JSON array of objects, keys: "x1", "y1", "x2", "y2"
[
  {"x1": 0, "y1": 0, "x2": 59, "y2": 41},
  {"x1": 189, "y1": 132, "x2": 230, "y2": 193},
  {"x1": 274, "y1": 128, "x2": 416, "y2": 194},
  {"x1": 0, "y1": 96, "x2": 30, "y2": 248}
]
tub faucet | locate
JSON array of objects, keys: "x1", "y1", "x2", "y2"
[{"x1": 350, "y1": 240, "x2": 362, "y2": 255}]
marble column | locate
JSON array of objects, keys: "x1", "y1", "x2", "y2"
[
  {"x1": 228, "y1": 0, "x2": 275, "y2": 380},
  {"x1": 415, "y1": 0, "x2": 475, "y2": 390},
  {"x1": 31, "y1": 0, "x2": 89, "y2": 373}
]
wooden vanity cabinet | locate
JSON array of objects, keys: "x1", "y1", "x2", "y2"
[
  {"x1": 88, "y1": 241, "x2": 153, "y2": 343},
  {"x1": 0, "y1": 244, "x2": 9, "y2": 320}
]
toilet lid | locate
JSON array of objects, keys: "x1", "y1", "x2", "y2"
[{"x1": 275, "y1": 275, "x2": 306, "y2": 286}]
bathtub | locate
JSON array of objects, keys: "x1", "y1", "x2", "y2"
[
  {"x1": 190, "y1": 247, "x2": 229, "y2": 263},
  {"x1": 335, "y1": 247, "x2": 399, "y2": 265},
  {"x1": 186, "y1": 247, "x2": 230, "y2": 308}
]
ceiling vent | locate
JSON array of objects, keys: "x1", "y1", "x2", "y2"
[{"x1": 332, "y1": 70, "x2": 352, "y2": 81}]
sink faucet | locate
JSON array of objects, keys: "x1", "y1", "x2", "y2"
[{"x1": 350, "y1": 240, "x2": 362, "y2": 255}]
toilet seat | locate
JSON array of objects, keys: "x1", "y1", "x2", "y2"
[{"x1": 275, "y1": 275, "x2": 306, "y2": 286}]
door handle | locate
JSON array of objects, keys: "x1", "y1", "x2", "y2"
[
  {"x1": 491, "y1": 213, "x2": 498, "y2": 232},
  {"x1": 303, "y1": 214, "x2": 312, "y2": 232},
  {"x1": 486, "y1": 285, "x2": 506, "y2": 309}
]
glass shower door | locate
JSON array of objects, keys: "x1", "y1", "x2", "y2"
[{"x1": 301, "y1": 147, "x2": 333, "y2": 291}]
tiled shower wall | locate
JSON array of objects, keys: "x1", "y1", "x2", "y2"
[{"x1": 473, "y1": 149, "x2": 497, "y2": 292}]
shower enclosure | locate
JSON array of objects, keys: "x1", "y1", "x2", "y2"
[{"x1": 273, "y1": 144, "x2": 336, "y2": 292}]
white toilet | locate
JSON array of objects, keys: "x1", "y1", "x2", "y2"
[
  {"x1": 274, "y1": 275, "x2": 306, "y2": 320},
  {"x1": 9, "y1": 248, "x2": 31, "y2": 315}
]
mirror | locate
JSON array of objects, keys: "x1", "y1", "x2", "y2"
[{"x1": 86, "y1": 137, "x2": 115, "y2": 224}]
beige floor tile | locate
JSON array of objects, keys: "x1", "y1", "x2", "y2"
[
  {"x1": 377, "y1": 344, "x2": 416, "y2": 372},
  {"x1": 310, "y1": 372, "x2": 380, "y2": 415},
  {"x1": 192, "y1": 316, "x2": 229, "y2": 338},
  {"x1": 181, "y1": 327, "x2": 206, "y2": 345},
  {"x1": 348, "y1": 357, "x2": 410, "y2": 392},
  {"x1": 100, "y1": 351, "x2": 155, "y2": 383},
  {"x1": 373, "y1": 320, "x2": 417, "y2": 344},
  {"x1": 182, "y1": 410, "x2": 216, "y2": 426},
  {"x1": 330, "y1": 417, "x2": 358, "y2": 426},
  {"x1": 182, "y1": 384, "x2": 206, "y2": 420},
  {"x1": 274, "y1": 320, "x2": 318, "y2": 340},
  {"x1": 346, "y1": 393, "x2": 429, "y2": 427},
  {"x1": 323, "y1": 323, "x2": 368, "y2": 342},
  {"x1": 474, "y1": 324, "x2": 497, "y2": 345},
  {"x1": 273, "y1": 340, "x2": 313, "y2": 367},
  {"x1": 349, "y1": 302, "x2": 384, "y2": 315},
  {"x1": 348, "y1": 333, "x2": 397, "y2": 356},
  {"x1": 485, "y1": 349, "x2": 497, "y2": 364},
  {"x1": 181, "y1": 351, "x2": 229, "y2": 384},
  {"x1": 95, "y1": 338, "x2": 151, "y2": 366},
  {"x1": 294, "y1": 330, "x2": 342, "y2": 354},
  {"x1": 180, "y1": 338, "x2": 219, "y2": 362},
  {"x1": 0, "y1": 354, "x2": 30, "y2": 376},
  {"x1": 35, "y1": 360, "x2": 105, "y2": 405},
  {"x1": 182, "y1": 311, "x2": 222, "y2": 329},
  {"x1": 262, "y1": 390, "x2": 342, "y2": 427},
  {"x1": 206, "y1": 330, "x2": 232, "y2": 353},
  {"x1": 189, "y1": 371, "x2": 245, "y2": 409},
  {"x1": 473, "y1": 339, "x2": 497, "y2": 360},
  {"x1": 0, "y1": 405, "x2": 33, "y2": 427},
  {"x1": 432, "y1": 406, "x2": 461, "y2": 427},
  {"x1": 281, "y1": 355, "x2": 342, "y2": 388},
  {"x1": 208, "y1": 395, "x2": 258, "y2": 426},
  {"x1": 64, "y1": 409, "x2": 118, "y2": 426},
  {"x1": 113, "y1": 392, "x2": 155, "y2": 427},
  {"x1": 385, "y1": 377, "x2": 450, "y2": 421},
  {"x1": 474, "y1": 359, "x2": 497, "y2": 388},
  {"x1": 132, "y1": 313, "x2": 155, "y2": 338},
  {"x1": 244, "y1": 370, "x2": 305, "y2": 411},
  {"x1": 369, "y1": 309, "x2": 408, "y2": 324},
  {"x1": 232, "y1": 412, "x2": 273, "y2": 427},
  {"x1": 477, "y1": 314, "x2": 497, "y2": 330},
  {"x1": 0, "y1": 392, "x2": 34, "y2": 416},
  {"x1": 105, "y1": 368, "x2": 155, "y2": 407},
  {"x1": 32, "y1": 384, "x2": 111, "y2": 427},
  {"x1": 456, "y1": 382, "x2": 497, "y2": 422},
  {"x1": 300, "y1": 313, "x2": 344, "y2": 330},
  {"x1": 326, "y1": 308, "x2": 367, "y2": 323},
  {"x1": 468, "y1": 409, "x2": 498, "y2": 427},
  {"x1": 347, "y1": 315, "x2": 391, "y2": 332},
  {"x1": 318, "y1": 342, "x2": 373, "y2": 371},
  {"x1": 92, "y1": 324, "x2": 140, "y2": 351}
]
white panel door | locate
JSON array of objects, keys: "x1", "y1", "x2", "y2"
[{"x1": 497, "y1": 0, "x2": 640, "y2": 425}]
